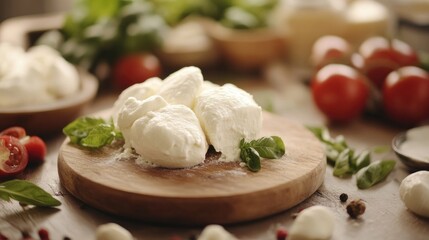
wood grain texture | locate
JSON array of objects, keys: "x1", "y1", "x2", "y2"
[{"x1": 57, "y1": 111, "x2": 325, "y2": 225}]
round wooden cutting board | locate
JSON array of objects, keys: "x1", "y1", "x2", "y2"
[{"x1": 58, "y1": 112, "x2": 326, "y2": 225}]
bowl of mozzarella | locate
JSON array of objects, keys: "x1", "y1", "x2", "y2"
[{"x1": 0, "y1": 43, "x2": 98, "y2": 136}]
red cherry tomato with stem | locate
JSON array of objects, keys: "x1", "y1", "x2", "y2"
[
  {"x1": 112, "y1": 53, "x2": 161, "y2": 90},
  {"x1": 0, "y1": 135, "x2": 28, "y2": 178},
  {"x1": 312, "y1": 64, "x2": 370, "y2": 123},
  {"x1": 383, "y1": 66, "x2": 429, "y2": 126}
]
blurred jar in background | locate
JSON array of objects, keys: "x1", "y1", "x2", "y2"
[
  {"x1": 343, "y1": 0, "x2": 390, "y2": 48},
  {"x1": 394, "y1": 0, "x2": 429, "y2": 53},
  {"x1": 270, "y1": 0, "x2": 390, "y2": 68},
  {"x1": 271, "y1": 0, "x2": 347, "y2": 68}
]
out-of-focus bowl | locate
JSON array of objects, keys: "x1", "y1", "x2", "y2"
[
  {"x1": 206, "y1": 21, "x2": 286, "y2": 71},
  {"x1": 392, "y1": 126, "x2": 429, "y2": 170},
  {"x1": 157, "y1": 19, "x2": 219, "y2": 69},
  {"x1": 0, "y1": 69, "x2": 98, "y2": 136},
  {"x1": 157, "y1": 47, "x2": 219, "y2": 69}
]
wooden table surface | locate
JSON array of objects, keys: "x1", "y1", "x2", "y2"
[{"x1": 1, "y1": 67, "x2": 428, "y2": 240}]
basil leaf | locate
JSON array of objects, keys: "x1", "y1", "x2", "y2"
[
  {"x1": 0, "y1": 190, "x2": 10, "y2": 201},
  {"x1": 333, "y1": 149, "x2": 354, "y2": 178},
  {"x1": 239, "y1": 136, "x2": 285, "y2": 172},
  {"x1": 63, "y1": 117, "x2": 123, "y2": 149},
  {"x1": 356, "y1": 160, "x2": 396, "y2": 189},
  {"x1": 350, "y1": 150, "x2": 371, "y2": 173},
  {"x1": 308, "y1": 126, "x2": 348, "y2": 166},
  {"x1": 63, "y1": 117, "x2": 105, "y2": 144},
  {"x1": 240, "y1": 147, "x2": 261, "y2": 172},
  {"x1": 81, "y1": 124, "x2": 116, "y2": 148},
  {"x1": 309, "y1": 126, "x2": 396, "y2": 188},
  {"x1": 248, "y1": 136, "x2": 285, "y2": 159},
  {"x1": 0, "y1": 180, "x2": 61, "y2": 207},
  {"x1": 325, "y1": 144, "x2": 340, "y2": 166},
  {"x1": 239, "y1": 138, "x2": 247, "y2": 149},
  {"x1": 307, "y1": 126, "x2": 331, "y2": 143}
]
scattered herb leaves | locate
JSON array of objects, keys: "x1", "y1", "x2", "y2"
[
  {"x1": 333, "y1": 149, "x2": 353, "y2": 178},
  {"x1": 350, "y1": 150, "x2": 371, "y2": 172},
  {"x1": 356, "y1": 160, "x2": 396, "y2": 189},
  {"x1": 308, "y1": 126, "x2": 396, "y2": 189},
  {"x1": 0, "y1": 180, "x2": 61, "y2": 207},
  {"x1": 63, "y1": 117, "x2": 123, "y2": 148},
  {"x1": 239, "y1": 136, "x2": 285, "y2": 172},
  {"x1": 307, "y1": 126, "x2": 348, "y2": 165}
]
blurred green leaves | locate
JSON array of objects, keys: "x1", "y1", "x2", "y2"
[
  {"x1": 220, "y1": 0, "x2": 278, "y2": 29},
  {"x1": 38, "y1": 0, "x2": 169, "y2": 69},
  {"x1": 37, "y1": 0, "x2": 279, "y2": 70}
]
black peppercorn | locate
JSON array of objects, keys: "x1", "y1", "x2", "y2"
[
  {"x1": 340, "y1": 193, "x2": 348, "y2": 202},
  {"x1": 346, "y1": 199, "x2": 366, "y2": 218}
]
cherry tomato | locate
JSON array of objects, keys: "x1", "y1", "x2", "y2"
[
  {"x1": 356, "y1": 37, "x2": 419, "y2": 89},
  {"x1": 312, "y1": 64, "x2": 370, "y2": 123},
  {"x1": 0, "y1": 126, "x2": 26, "y2": 139},
  {"x1": 22, "y1": 136, "x2": 47, "y2": 164},
  {"x1": 352, "y1": 53, "x2": 399, "y2": 89},
  {"x1": 112, "y1": 53, "x2": 162, "y2": 90},
  {"x1": 0, "y1": 135, "x2": 28, "y2": 178},
  {"x1": 391, "y1": 39, "x2": 419, "y2": 66},
  {"x1": 311, "y1": 35, "x2": 352, "y2": 69},
  {"x1": 383, "y1": 66, "x2": 429, "y2": 126}
]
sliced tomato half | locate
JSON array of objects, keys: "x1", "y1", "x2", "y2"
[{"x1": 0, "y1": 135, "x2": 29, "y2": 178}]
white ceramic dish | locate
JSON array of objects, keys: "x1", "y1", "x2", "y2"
[{"x1": 392, "y1": 126, "x2": 429, "y2": 170}]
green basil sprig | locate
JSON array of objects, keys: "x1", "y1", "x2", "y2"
[
  {"x1": 333, "y1": 149, "x2": 354, "y2": 178},
  {"x1": 333, "y1": 149, "x2": 371, "y2": 178},
  {"x1": 63, "y1": 117, "x2": 123, "y2": 148},
  {"x1": 0, "y1": 180, "x2": 61, "y2": 207},
  {"x1": 239, "y1": 136, "x2": 285, "y2": 172},
  {"x1": 308, "y1": 126, "x2": 395, "y2": 189},
  {"x1": 356, "y1": 160, "x2": 396, "y2": 189},
  {"x1": 240, "y1": 146, "x2": 261, "y2": 172},
  {"x1": 307, "y1": 126, "x2": 348, "y2": 165}
]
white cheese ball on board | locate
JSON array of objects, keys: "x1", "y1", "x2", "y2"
[
  {"x1": 112, "y1": 77, "x2": 163, "y2": 125},
  {"x1": 158, "y1": 66, "x2": 203, "y2": 108},
  {"x1": 117, "y1": 95, "x2": 168, "y2": 146},
  {"x1": 95, "y1": 223, "x2": 133, "y2": 240},
  {"x1": 130, "y1": 104, "x2": 208, "y2": 168},
  {"x1": 200, "y1": 80, "x2": 220, "y2": 93},
  {"x1": 400, "y1": 171, "x2": 429, "y2": 218},
  {"x1": 194, "y1": 84, "x2": 262, "y2": 162},
  {"x1": 289, "y1": 205, "x2": 335, "y2": 240}
]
